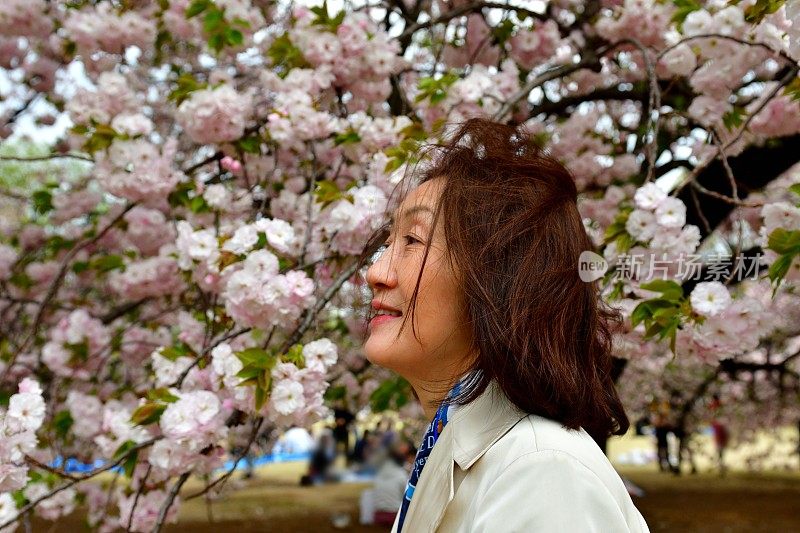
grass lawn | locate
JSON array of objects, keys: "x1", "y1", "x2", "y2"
[
  {"x1": 32, "y1": 460, "x2": 800, "y2": 532},
  {"x1": 620, "y1": 468, "x2": 800, "y2": 532}
]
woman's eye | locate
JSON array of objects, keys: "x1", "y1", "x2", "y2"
[{"x1": 404, "y1": 235, "x2": 421, "y2": 245}]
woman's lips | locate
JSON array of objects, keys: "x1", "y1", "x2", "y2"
[{"x1": 369, "y1": 314, "x2": 400, "y2": 328}]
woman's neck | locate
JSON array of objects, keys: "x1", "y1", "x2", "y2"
[
  {"x1": 412, "y1": 382, "x2": 448, "y2": 421},
  {"x1": 410, "y1": 370, "x2": 471, "y2": 420}
]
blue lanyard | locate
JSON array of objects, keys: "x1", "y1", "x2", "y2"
[{"x1": 396, "y1": 380, "x2": 462, "y2": 532}]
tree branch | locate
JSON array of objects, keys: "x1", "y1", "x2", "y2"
[
  {"x1": 672, "y1": 65, "x2": 799, "y2": 208},
  {"x1": 2, "y1": 203, "x2": 137, "y2": 378},
  {"x1": 0, "y1": 153, "x2": 94, "y2": 163},
  {"x1": 399, "y1": 1, "x2": 545, "y2": 41},
  {"x1": 0, "y1": 439, "x2": 158, "y2": 530},
  {"x1": 280, "y1": 259, "x2": 362, "y2": 352},
  {"x1": 529, "y1": 86, "x2": 647, "y2": 116},
  {"x1": 151, "y1": 471, "x2": 190, "y2": 533},
  {"x1": 171, "y1": 327, "x2": 253, "y2": 389},
  {"x1": 186, "y1": 417, "x2": 264, "y2": 500}
]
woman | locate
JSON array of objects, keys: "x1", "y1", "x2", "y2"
[{"x1": 358, "y1": 119, "x2": 649, "y2": 532}]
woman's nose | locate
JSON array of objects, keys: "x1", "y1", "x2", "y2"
[{"x1": 366, "y1": 246, "x2": 398, "y2": 291}]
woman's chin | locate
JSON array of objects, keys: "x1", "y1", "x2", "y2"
[{"x1": 363, "y1": 339, "x2": 396, "y2": 370}]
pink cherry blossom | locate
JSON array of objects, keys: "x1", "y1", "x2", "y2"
[{"x1": 176, "y1": 85, "x2": 252, "y2": 145}]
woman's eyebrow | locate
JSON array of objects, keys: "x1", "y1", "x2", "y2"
[{"x1": 388, "y1": 205, "x2": 433, "y2": 226}]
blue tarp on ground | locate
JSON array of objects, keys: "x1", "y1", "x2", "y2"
[{"x1": 51, "y1": 451, "x2": 312, "y2": 475}]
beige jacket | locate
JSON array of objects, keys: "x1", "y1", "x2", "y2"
[{"x1": 391, "y1": 381, "x2": 650, "y2": 533}]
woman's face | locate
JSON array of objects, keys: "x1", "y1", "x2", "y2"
[{"x1": 364, "y1": 177, "x2": 474, "y2": 385}]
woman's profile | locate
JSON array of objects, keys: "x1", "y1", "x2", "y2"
[{"x1": 357, "y1": 118, "x2": 650, "y2": 532}]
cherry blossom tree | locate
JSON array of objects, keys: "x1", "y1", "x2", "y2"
[{"x1": 1, "y1": 0, "x2": 799, "y2": 530}]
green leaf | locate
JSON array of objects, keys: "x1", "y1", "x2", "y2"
[
  {"x1": 768, "y1": 252, "x2": 794, "y2": 286},
  {"x1": 167, "y1": 181, "x2": 193, "y2": 209},
  {"x1": 63, "y1": 39, "x2": 77, "y2": 58},
  {"x1": 189, "y1": 195, "x2": 208, "y2": 213},
  {"x1": 334, "y1": 131, "x2": 362, "y2": 146},
  {"x1": 369, "y1": 377, "x2": 411, "y2": 412},
  {"x1": 783, "y1": 76, "x2": 800, "y2": 102},
  {"x1": 71, "y1": 261, "x2": 89, "y2": 274},
  {"x1": 281, "y1": 344, "x2": 305, "y2": 368},
  {"x1": 659, "y1": 319, "x2": 679, "y2": 342},
  {"x1": 231, "y1": 17, "x2": 251, "y2": 29},
  {"x1": 602, "y1": 207, "x2": 632, "y2": 245},
  {"x1": 384, "y1": 156, "x2": 404, "y2": 174},
  {"x1": 400, "y1": 121, "x2": 429, "y2": 141},
  {"x1": 208, "y1": 32, "x2": 225, "y2": 53},
  {"x1": 8, "y1": 271, "x2": 33, "y2": 289},
  {"x1": 722, "y1": 106, "x2": 745, "y2": 132},
  {"x1": 266, "y1": 33, "x2": 308, "y2": 74},
  {"x1": 113, "y1": 438, "x2": 141, "y2": 475},
  {"x1": 130, "y1": 402, "x2": 167, "y2": 426},
  {"x1": 185, "y1": 0, "x2": 210, "y2": 18},
  {"x1": 310, "y1": 0, "x2": 346, "y2": 32},
  {"x1": 669, "y1": 327, "x2": 678, "y2": 354},
  {"x1": 607, "y1": 280, "x2": 624, "y2": 302},
  {"x1": 767, "y1": 228, "x2": 800, "y2": 255},
  {"x1": 94, "y1": 123, "x2": 117, "y2": 137},
  {"x1": 671, "y1": 0, "x2": 702, "y2": 29},
  {"x1": 254, "y1": 384, "x2": 267, "y2": 411},
  {"x1": 235, "y1": 367, "x2": 263, "y2": 381},
  {"x1": 278, "y1": 257, "x2": 292, "y2": 271},
  {"x1": 11, "y1": 489, "x2": 26, "y2": 508},
  {"x1": 225, "y1": 28, "x2": 244, "y2": 46},
  {"x1": 113, "y1": 440, "x2": 137, "y2": 459},
  {"x1": 236, "y1": 135, "x2": 261, "y2": 154},
  {"x1": 147, "y1": 388, "x2": 180, "y2": 403},
  {"x1": 81, "y1": 124, "x2": 118, "y2": 154},
  {"x1": 314, "y1": 180, "x2": 344, "y2": 207},
  {"x1": 90, "y1": 254, "x2": 125, "y2": 273},
  {"x1": 253, "y1": 231, "x2": 268, "y2": 250},
  {"x1": 203, "y1": 8, "x2": 225, "y2": 33},
  {"x1": 31, "y1": 190, "x2": 54, "y2": 215},
  {"x1": 43, "y1": 235, "x2": 75, "y2": 256},
  {"x1": 643, "y1": 322, "x2": 663, "y2": 339},
  {"x1": 639, "y1": 279, "x2": 684, "y2": 302},
  {"x1": 789, "y1": 183, "x2": 800, "y2": 199},
  {"x1": 415, "y1": 72, "x2": 460, "y2": 104},
  {"x1": 615, "y1": 232, "x2": 634, "y2": 253},
  {"x1": 324, "y1": 384, "x2": 346, "y2": 401},
  {"x1": 652, "y1": 305, "x2": 678, "y2": 321},
  {"x1": 65, "y1": 341, "x2": 89, "y2": 363},
  {"x1": 492, "y1": 19, "x2": 516, "y2": 45},
  {"x1": 167, "y1": 73, "x2": 208, "y2": 105},
  {"x1": 743, "y1": 0, "x2": 785, "y2": 24},
  {"x1": 235, "y1": 347, "x2": 276, "y2": 370},
  {"x1": 630, "y1": 302, "x2": 651, "y2": 328},
  {"x1": 159, "y1": 342, "x2": 193, "y2": 361},
  {"x1": 154, "y1": 29, "x2": 172, "y2": 59},
  {"x1": 53, "y1": 410, "x2": 74, "y2": 439},
  {"x1": 122, "y1": 449, "x2": 139, "y2": 478}
]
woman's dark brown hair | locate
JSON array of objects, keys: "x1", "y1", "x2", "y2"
[{"x1": 358, "y1": 117, "x2": 629, "y2": 439}]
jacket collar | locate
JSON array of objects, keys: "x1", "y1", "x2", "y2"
[
  {"x1": 449, "y1": 379, "x2": 528, "y2": 470},
  {"x1": 394, "y1": 380, "x2": 527, "y2": 532}
]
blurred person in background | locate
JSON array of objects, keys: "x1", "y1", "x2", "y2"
[
  {"x1": 650, "y1": 397, "x2": 672, "y2": 473},
  {"x1": 302, "y1": 431, "x2": 336, "y2": 485},
  {"x1": 378, "y1": 418, "x2": 397, "y2": 448},
  {"x1": 332, "y1": 405, "x2": 355, "y2": 463},
  {"x1": 352, "y1": 429, "x2": 381, "y2": 475},
  {"x1": 372, "y1": 440, "x2": 416, "y2": 527},
  {"x1": 709, "y1": 394, "x2": 729, "y2": 476}
]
